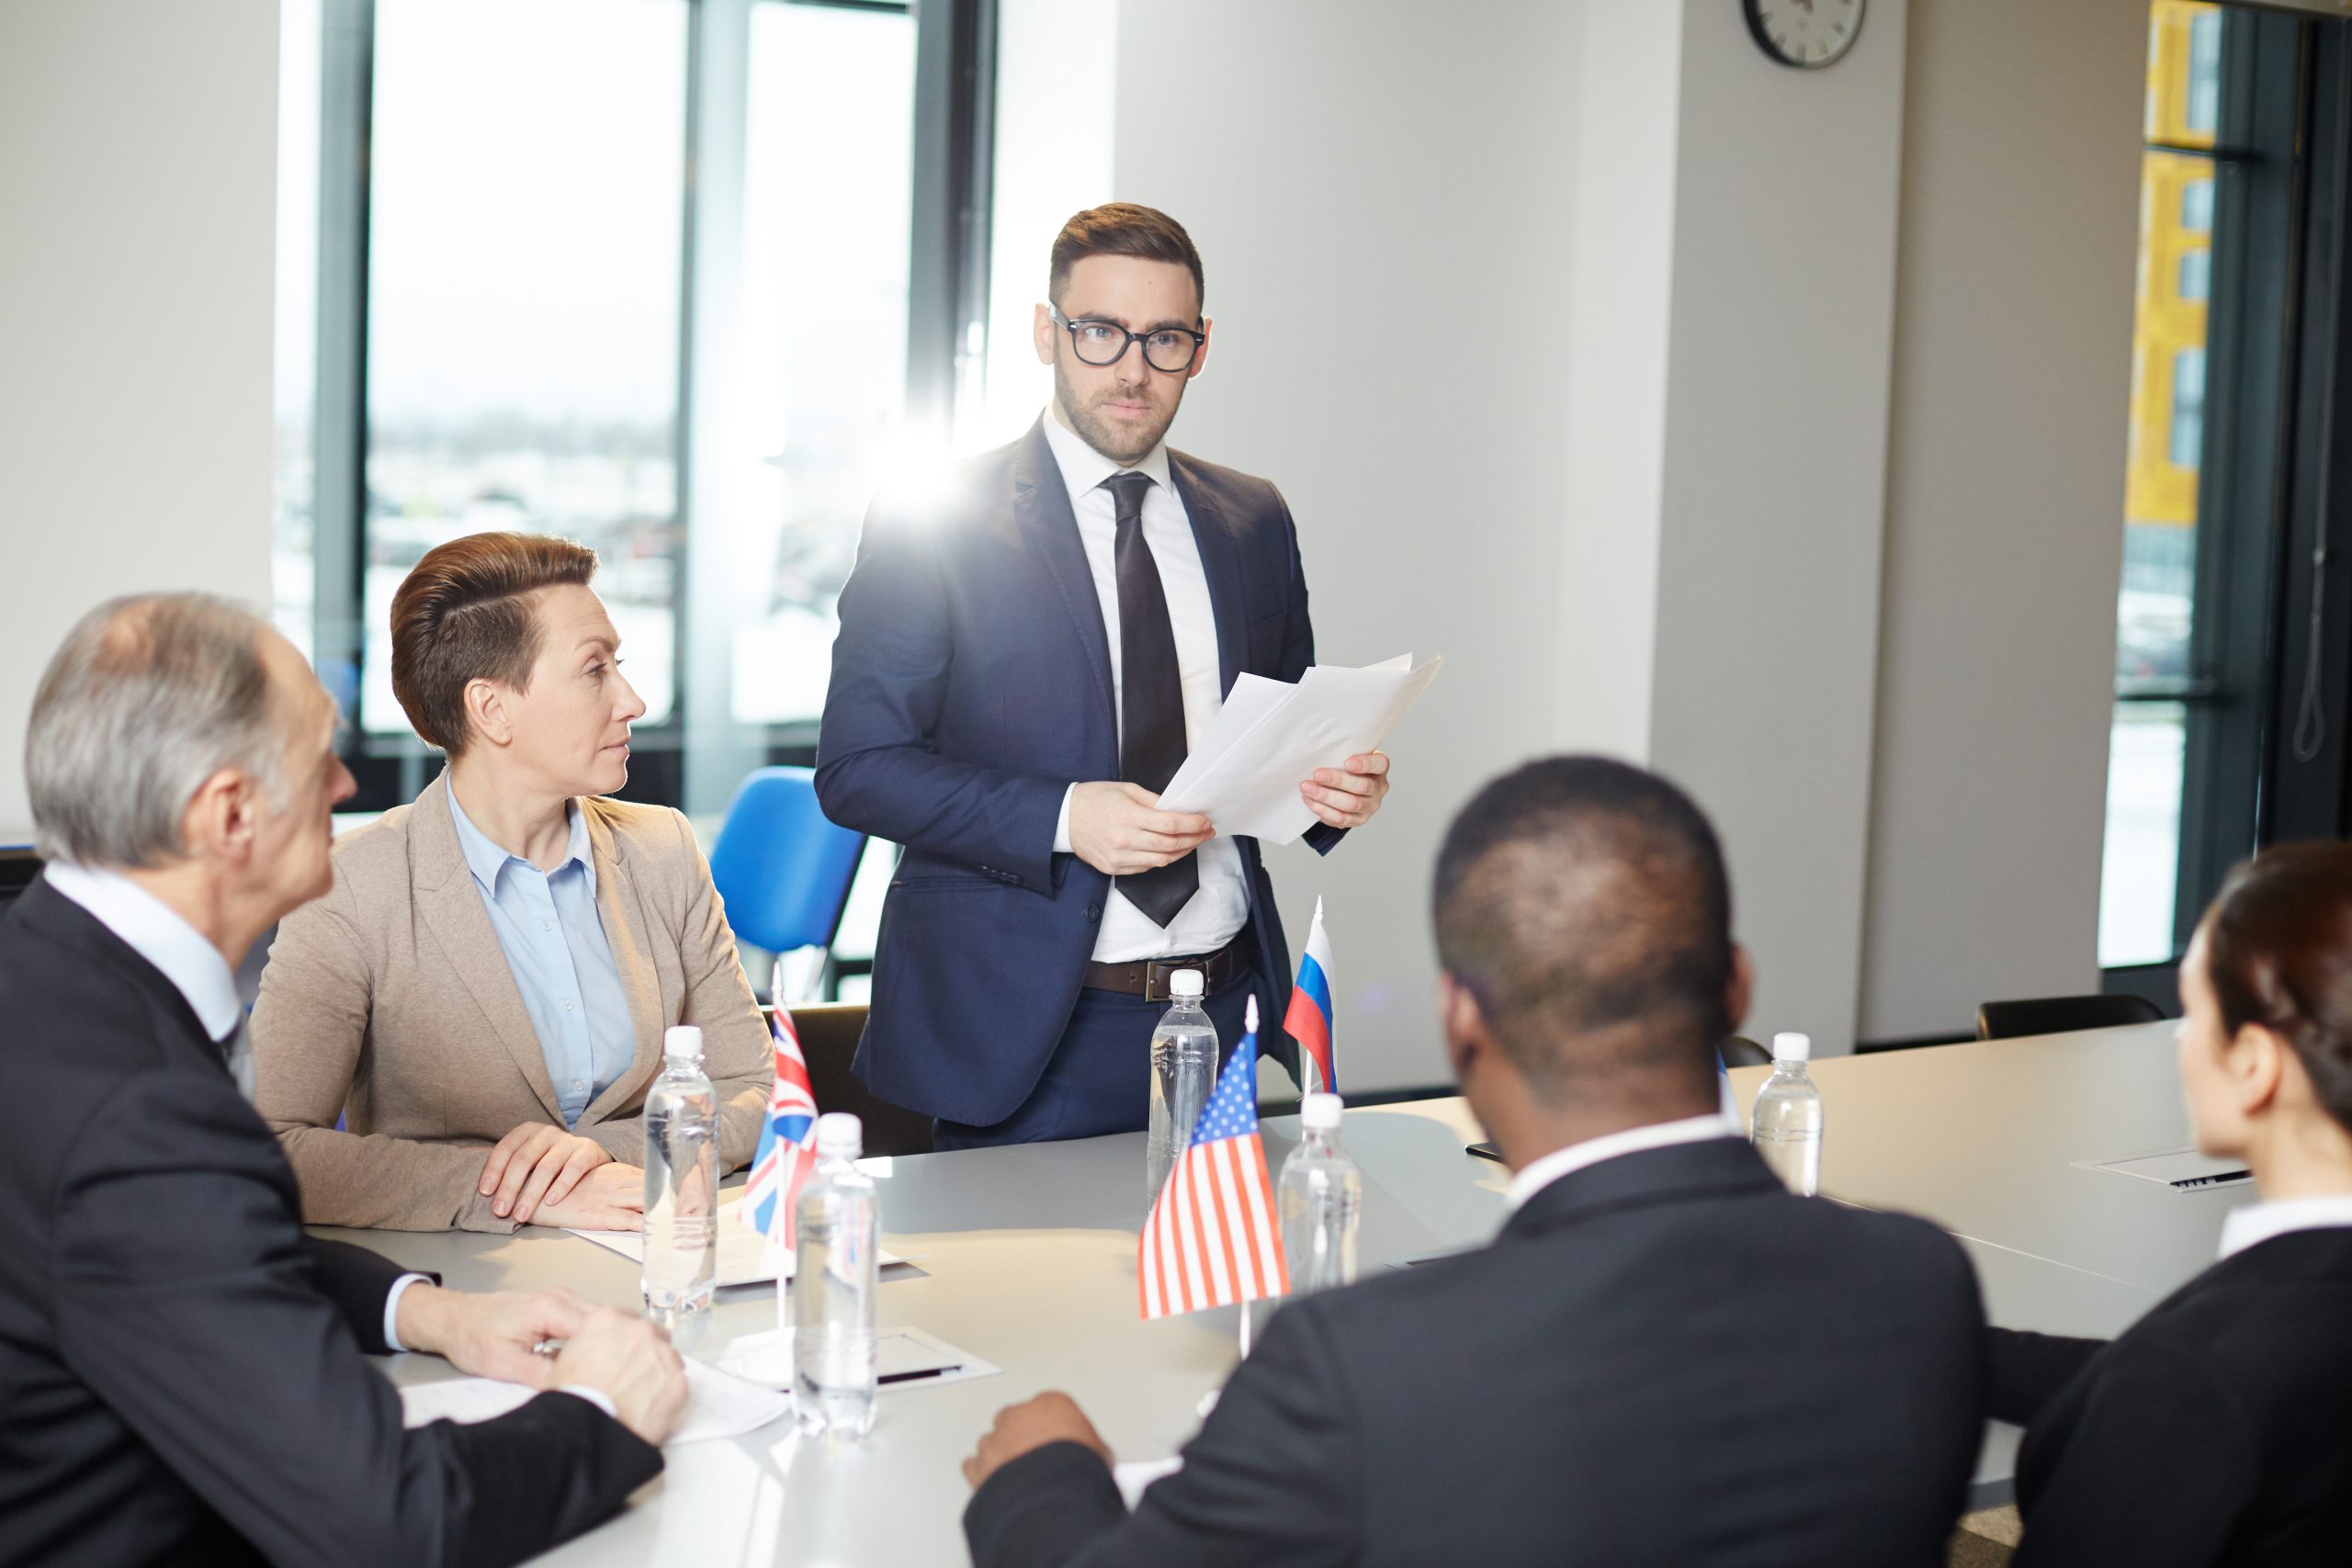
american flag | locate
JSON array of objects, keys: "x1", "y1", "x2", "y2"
[
  {"x1": 738, "y1": 1003, "x2": 820, "y2": 1248},
  {"x1": 1139, "y1": 996, "x2": 1290, "y2": 1319}
]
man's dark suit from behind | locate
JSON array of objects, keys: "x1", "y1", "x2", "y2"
[
  {"x1": 0, "y1": 880, "x2": 657, "y2": 1566},
  {"x1": 961, "y1": 755, "x2": 1987, "y2": 1566}
]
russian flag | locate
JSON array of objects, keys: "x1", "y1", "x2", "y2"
[{"x1": 1283, "y1": 897, "x2": 1337, "y2": 1096}]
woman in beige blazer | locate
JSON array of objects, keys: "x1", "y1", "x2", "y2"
[{"x1": 253, "y1": 533, "x2": 771, "y2": 1232}]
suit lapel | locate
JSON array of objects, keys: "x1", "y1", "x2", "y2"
[
  {"x1": 580, "y1": 801, "x2": 665, "y2": 1122},
  {"x1": 1169, "y1": 451, "x2": 1250, "y2": 695},
  {"x1": 412, "y1": 773, "x2": 565, "y2": 1124},
  {"x1": 1013, "y1": 420, "x2": 1118, "y2": 731}
]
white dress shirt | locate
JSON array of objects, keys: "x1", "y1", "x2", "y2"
[
  {"x1": 2218, "y1": 1192, "x2": 2352, "y2": 1259},
  {"x1": 42, "y1": 862, "x2": 430, "y2": 1352},
  {"x1": 1504, "y1": 1111, "x2": 1744, "y2": 1211},
  {"x1": 1039, "y1": 405, "x2": 1250, "y2": 963}
]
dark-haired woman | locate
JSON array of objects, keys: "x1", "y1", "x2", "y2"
[
  {"x1": 1989, "y1": 840, "x2": 2352, "y2": 1566},
  {"x1": 251, "y1": 532, "x2": 771, "y2": 1232}
]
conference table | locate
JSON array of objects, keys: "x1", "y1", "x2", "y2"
[{"x1": 323, "y1": 1019, "x2": 2240, "y2": 1563}]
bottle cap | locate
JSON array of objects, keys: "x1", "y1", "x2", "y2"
[
  {"x1": 1301, "y1": 1092, "x2": 1343, "y2": 1131},
  {"x1": 1169, "y1": 968, "x2": 1204, "y2": 1000},
  {"x1": 816, "y1": 1111, "x2": 864, "y2": 1159},
  {"x1": 1771, "y1": 1032, "x2": 1812, "y2": 1063},
  {"x1": 662, "y1": 1025, "x2": 704, "y2": 1060}
]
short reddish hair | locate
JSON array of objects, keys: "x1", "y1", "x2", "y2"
[
  {"x1": 1049, "y1": 203, "x2": 1204, "y2": 318},
  {"x1": 389, "y1": 531, "x2": 597, "y2": 755}
]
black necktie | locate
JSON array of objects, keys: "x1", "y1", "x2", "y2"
[{"x1": 1105, "y1": 471, "x2": 1198, "y2": 927}]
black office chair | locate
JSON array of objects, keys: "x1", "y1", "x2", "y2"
[
  {"x1": 0, "y1": 847, "x2": 40, "y2": 914},
  {"x1": 1719, "y1": 1035, "x2": 1771, "y2": 1069},
  {"x1": 1976, "y1": 993, "x2": 2166, "y2": 1041},
  {"x1": 790, "y1": 1002, "x2": 933, "y2": 1156}
]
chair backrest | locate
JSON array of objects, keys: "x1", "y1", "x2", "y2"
[
  {"x1": 1719, "y1": 1035, "x2": 1772, "y2": 1069},
  {"x1": 1976, "y1": 992, "x2": 2168, "y2": 1041},
  {"x1": 706, "y1": 766, "x2": 865, "y2": 956},
  {"x1": 790, "y1": 1002, "x2": 933, "y2": 1156}
]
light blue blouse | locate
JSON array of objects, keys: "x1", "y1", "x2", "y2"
[{"x1": 447, "y1": 784, "x2": 636, "y2": 1127}]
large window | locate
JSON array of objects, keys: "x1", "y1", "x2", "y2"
[
  {"x1": 2099, "y1": 2, "x2": 2222, "y2": 968},
  {"x1": 2098, "y1": 1, "x2": 2352, "y2": 984},
  {"x1": 273, "y1": 0, "x2": 991, "y2": 815}
]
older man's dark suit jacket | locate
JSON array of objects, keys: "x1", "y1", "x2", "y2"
[
  {"x1": 817, "y1": 420, "x2": 1341, "y2": 1125},
  {"x1": 0, "y1": 877, "x2": 659, "y2": 1567},
  {"x1": 967, "y1": 1137, "x2": 1988, "y2": 1568}
]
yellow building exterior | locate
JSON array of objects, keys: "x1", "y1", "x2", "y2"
[{"x1": 2127, "y1": 0, "x2": 2218, "y2": 529}]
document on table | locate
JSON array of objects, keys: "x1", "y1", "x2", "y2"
[
  {"x1": 399, "y1": 1358, "x2": 792, "y2": 1446},
  {"x1": 1156, "y1": 654, "x2": 1442, "y2": 845},
  {"x1": 714, "y1": 1325, "x2": 1001, "y2": 1392},
  {"x1": 566, "y1": 1190, "x2": 905, "y2": 1287}
]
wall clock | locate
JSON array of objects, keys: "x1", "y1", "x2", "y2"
[{"x1": 1744, "y1": 0, "x2": 1864, "y2": 70}]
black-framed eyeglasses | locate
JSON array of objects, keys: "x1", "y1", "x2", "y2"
[{"x1": 1048, "y1": 304, "x2": 1205, "y2": 374}]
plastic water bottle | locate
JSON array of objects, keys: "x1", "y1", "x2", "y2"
[
  {"x1": 794, "y1": 1111, "x2": 879, "y2": 1438},
  {"x1": 1146, "y1": 970, "x2": 1219, "y2": 1206},
  {"x1": 1751, "y1": 1031, "x2": 1824, "y2": 1196},
  {"x1": 642, "y1": 1026, "x2": 718, "y2": 1341},
  {"x1": 1278, "y1": 1093, "x2": 1361, "y2": 1295}
]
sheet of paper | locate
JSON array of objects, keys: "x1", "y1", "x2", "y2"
[
  {"x1": 1157, "y1": 654, "x2": 1442, "y2": 844},
  {"x1": 1114, "y1": 1457, "x2": 1184, "y2": 1508},
  {"x1": 713, "y1": 1325, "x2": 1001, "y2": 1392},
  {"x1": 567, "y1": 1190, "x2": 904, "y2": 1287},
  {"x1": 399, "y1": 1358, "x2": 793, "y2": 1446}
]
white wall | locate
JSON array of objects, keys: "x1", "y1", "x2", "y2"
[
  {"x1": 1642, "y1": 0, "x2": 1911, "y2": 1054},
  {"x1": 1860, "y1": 0, "x2": 2146, "y2": 1040},
  {"x1": 1113, "y1": 0, "x2": 1583, "y2": 1091},
  {"x1": 0, "y1": 0, "x2": 280, "y2": 835}
]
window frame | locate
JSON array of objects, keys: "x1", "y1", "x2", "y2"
[{"x1": 295, "y1": 0, "x2": 998, "y2": 816}]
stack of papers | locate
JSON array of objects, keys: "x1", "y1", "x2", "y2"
[
  {"x1": 399, "y1": 1358, "x2": 792, "y2": 1447},
  {"x1": 1156, "y1": 654, "x2": 1442, "y2": 844}
]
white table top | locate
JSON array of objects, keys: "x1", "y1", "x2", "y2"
[{"x1": 326, "y1": 1021, "x2": 2232, "y2": 1560}]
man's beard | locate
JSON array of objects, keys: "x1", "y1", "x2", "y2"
[{"x1": 1055, "y1": 358, "x2": 1182, "y2": 464}]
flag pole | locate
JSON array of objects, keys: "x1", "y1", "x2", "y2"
[
  {"x1": 770, "y1": 954, "x2": 790, "y2": 1338},
  {"x1": 1238, "y1": 1300, "x2": 1254, "y2": 1360}
]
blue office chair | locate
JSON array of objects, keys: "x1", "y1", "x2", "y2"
[{"x1": 706, "y1": 766, "x2": 867, "y2": 1002}]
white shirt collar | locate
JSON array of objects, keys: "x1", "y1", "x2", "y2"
[
  {"x1": 1505, "y1": 1111, "x2": 1744, "y2": 1211},
  {"x1": 2218, "y1": 1194, "x2": 2352, "y2": 1259},
  {"x1": 1040, "y1": 401, "x2": 1175, "y2": 510},
  {"x1": 43, "y1": 862, "x2": 243, "y2": 1042}
]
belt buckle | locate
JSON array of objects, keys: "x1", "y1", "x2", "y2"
[{"x1": 1144, "y1": 957, "x2": 1199, "y2": 1004}]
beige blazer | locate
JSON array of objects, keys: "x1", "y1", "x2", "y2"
[{"x1": 253, "y1": 773, "x2": 772, "y2": 1232}]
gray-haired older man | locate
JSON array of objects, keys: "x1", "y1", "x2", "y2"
[{"x1": 0, "y1": 594, "x2": 685, "y2": 1568}]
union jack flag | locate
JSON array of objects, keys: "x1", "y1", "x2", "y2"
[
  {"x1": 1139, "y1": 996, "x2": 1290, "y2": 1319},
  {"x1": 739, "y1": 1002, "x2": 819, "y2": 1248}
]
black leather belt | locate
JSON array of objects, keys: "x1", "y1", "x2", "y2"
[{"x1": 1084, "y1": 935, "x2": 1249, "y2": 1002}]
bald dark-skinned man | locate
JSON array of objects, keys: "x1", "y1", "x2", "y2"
[{"x1": 959, "y1": 756, "x2": 1987, "y2": 1568}]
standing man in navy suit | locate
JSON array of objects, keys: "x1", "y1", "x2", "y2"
[{"x1": 817, "y1": 204, "x2": 1392, "y2": 1147}]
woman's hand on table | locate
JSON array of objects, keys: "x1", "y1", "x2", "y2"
[
  {"x1": 478, "y1": 1124, "x2": 617, "y2": 1223},
  {"x1": 522, "y1": 1162, "x2": 646, "y2": 1231}
]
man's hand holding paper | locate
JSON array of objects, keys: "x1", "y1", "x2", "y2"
[{"x1": 1155, "y1": 654, "x2": 1442, "y2": 845}]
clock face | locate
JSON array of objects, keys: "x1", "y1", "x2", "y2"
[{"x1": 1743, "y1": 0, "x2": 1865, "y2": 70}]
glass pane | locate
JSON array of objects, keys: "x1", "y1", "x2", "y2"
[
  {"x1": 273, "y1": 0, "x2": 322, "y2": 669},
  {"x1": 2101, "y1": 701, "x2": 2188, "y2": 966},
  {"x1": 725, "y1": 1, "x2": 918, "y2": 728},
  {"x1": 2101, "y1": 0, "x2": 2218, "y2": 967},
  {"x1": 361, "y1": 0, "x2": 688, "y2": 735}
]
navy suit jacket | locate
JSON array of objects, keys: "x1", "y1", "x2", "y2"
[{"x1": 816, "y1": 420, "x2": 1340, "y2": 1124}]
